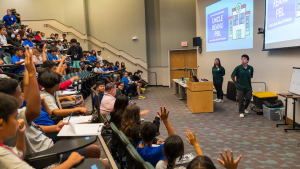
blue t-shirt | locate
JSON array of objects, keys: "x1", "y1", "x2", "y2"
[
  {"x1": 87, "y1": 56, "x2": 94, "y2": 63},
  {"x1": 66, "y1": 58, "x2": 72, "y2": 66},
  {"x1": 2, "y1": 14, "x2": 16, "y2": 26},
  {"x1": 92, "y1": 56, "x2": 97, "y2": 62},
  {"x1": 53, "y1": 56, "x2": 58, "y2": 60},
  {"x1": 93, "y1": 93, "x2": 103, "y2": 108},
  {"x1": 121, "y1": 76, "x2": 130, "y2": 90},
  {"x1": 113, "y1": 66, "x2": 119, "y2": 70},
  {"x1": 11, "y1": 55, "x2": 25, "y2": 74},
  {"x1": 47, "y1": 54, "x2": 55, "y2": 61},
  {"x1": 102, "y1": 67, "x2": 108, "y2": 71},
  {"x1": 136, "y1": 141, "x2": 165, "y2": 167},
  {"x1": 23, "y1": 40, "x2": 34, "y2": 47},
  {"x1": 33, "y1": 107, "x2": 55, "y2": 126}
]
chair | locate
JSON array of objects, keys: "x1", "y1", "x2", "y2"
[
  {"x1": 3, "y1": 56, "x2": 11, "y2": 64},
  {"x1": 126, "y1": 144, "x2": 146, "y2": 169},
  {"x1": 25, "y1": 136, "x2": 97, "y2": 169},
  {"x1": 91, "y1": 85, "x2": 107, "y2": 123},
  {"x1": 117, "y1": 131, "x2": 131, "y2": 160}
]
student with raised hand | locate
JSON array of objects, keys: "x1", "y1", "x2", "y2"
[
  {"x1": 136, "y1": 106, "x2": 173, "y2": 166},
  {"x1": 38, "y1": 69, "x2": 88, "y2": 117},
  {"x1": 0, "y1": 93, "x2": 96, "y2": 169},
  {"x1": 217, "y1": 150, "x2": 242, "y2": 169}
]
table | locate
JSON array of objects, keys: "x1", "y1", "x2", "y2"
[
  {"x1": 1, "y1": 64, "x2": 15, "y2": 67},
  {"x1": 276, "y1": 93, "x2": 300, "y2": 132},
  {"x1": 173, "y1": 79, "x2": 187, "y2": 100}
]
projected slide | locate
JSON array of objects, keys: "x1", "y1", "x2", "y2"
[
  {"x1": 206, "y1": 0, "x2": 254, "y2": 52},
  {"x1": 265, "y1": 0, "x2": 300, "y2": 49}
]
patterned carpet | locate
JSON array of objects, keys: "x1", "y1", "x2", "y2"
[{"x1": 85, "y1": 87, "x2": 300, "y2": 169}]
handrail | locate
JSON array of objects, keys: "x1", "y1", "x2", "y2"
[{"x1": 44, "y1": 24, "x2": 87, "y2": 41}]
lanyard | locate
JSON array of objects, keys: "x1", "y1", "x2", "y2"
[{"x1": 0, "y1": 142, "x2": 23, "y2": 161}]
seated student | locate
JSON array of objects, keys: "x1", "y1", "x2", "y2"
[
  {"x1": 121, "y1": 72, "x2": 145, "y2": 99},
  {"x1": 96, "y1": 50, "x2": 104, "y2": 65},
  {"x1": 65, "y1": 57, "x2": 73, "y2": 74},
  {"x1": 128, "y1": 72, "x2": 133, "y2": 81},
  {"x1": 22, "y1": 34, "x2": 34, "y2": 48},
  {"x1": 94, "y1": 62, "x2": 111, "y2": 83},
  {"x1": 62, "y1": 39, "x2": 69, "y2": 49},
  {"x1": 0, "y1": 93, "x2": 90, "y2": 169},
  {"x1": 56, "y1": 40, "x2": 64, "y2": 53},
  {"x1": 0, "y1": 25, "x2": 13, "y2": 53},
  {"x1": 47, "y1": 47, "x2": 60, "y2": 63},
  {"x1": 121, "y1": 104, "x2": 159, "y2": 148},
  {"x1": 136, "y1": 106, "x2": 173, "y2": 166},
  {"x1": 50, "y1": 33, "x2": 55, "y2": 40},
  {"x1": 38, "y1": 69, "x2": 88, "y2": 117},
  {"x1": 27, "y1": 28, "x2": 32, "y2": 35},
  {"x1": 14, "y1": 33, "x2": 23, "y2": 46},
  {"x1": 156, "y1": 130, "x2": 203, "y2": 169},
  {"x1": 19, "y1": 25, "x2": 27, "y2": 40},
  {"x1": 115, "y1": 81, "x2": 126, "y2": 98},
  {"x1": 110, "y1": 95, "x2": 129, "y2": 128},
  {"x1": 54, "y1": 33, "x2": 59, "y2": 41},
  {"x1": 100, "y1": 83, "x2": 116, "y2": 115},
  {"x1": 41, "y1": 31, "x2": 46, "y2": 40},
  {"x1": 35, "y1": 31, "x2": 42, "y2": 43},
  {"x1": 132, "y1": 72, "x2": 145, "y2": 90},
  {"x1": 93, "y1": 81, "x2": 105, "y2": 108},
  {"x1": 61, "y1": 33, "x2": 67, "y2": 41},
  {"x1": 11, "y1": 47, "x2": 25, "y2": 75},
  {"x1": 114, "y1": 61, "x2": 121, "y2": 71},
  {"x1": 120, "y1": 62, "x2": 126, "y2": 71}
]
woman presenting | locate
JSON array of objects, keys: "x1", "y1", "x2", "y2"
[{"x1": 212, "y1": 58, "x2": 225, "y2": 103}]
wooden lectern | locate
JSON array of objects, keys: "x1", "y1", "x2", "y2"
[{"x1": 186, "y1": 80, "x2": 214, "y2": 113}]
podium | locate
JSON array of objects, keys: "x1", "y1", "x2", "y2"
[{"x1": 186, "y1": 80, "x2": 214, "y2": 113}]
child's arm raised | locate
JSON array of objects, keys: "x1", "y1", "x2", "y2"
[
  {"x1": 185, "y1": 129, "x2": 203, "y2": 156},
  {"x1": 15, "y1": 119, "x2": 26, "y2": 158},
  {"x1": 218, "y1": 150, "x2": 242, "y2": 169},
  {"x1": 157, "y1": 106, "x2": 174, "y2": 136},
  {"x1": 24, "y1": 49, "x2": 41, "y2": 123}
]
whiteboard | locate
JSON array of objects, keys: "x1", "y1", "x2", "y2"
[{"x1": 288, "y1": 67, "x2": 300, "y2": 95}]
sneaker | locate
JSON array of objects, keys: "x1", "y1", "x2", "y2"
[
  {"x1": 213, "y1": 99, "x2": 219, "y2": 102},
  {"x1": 141, "y1": 88, "x2": 146, "y2": 91},
  {"x1": 138, "y1": 96, "x2": 145, "y2": 99},
  {"x1": 218, "y1": 99, "x2": 224, "y2": 103},
  {"x1": 244, "y1": 109, "x2": 249, "y2": 114},
  {"x1": 240, "y1": 113, "x2": 244, "y2": 118}
]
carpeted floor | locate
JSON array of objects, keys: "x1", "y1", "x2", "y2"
[{"x1": 85, "y1": 87, "x2": 300, "y2": 169}]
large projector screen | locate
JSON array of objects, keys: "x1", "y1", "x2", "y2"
[
  {"x1": 264, "y1": 0, "x2": 300, "y2": 50},
  {"x1": 206, "y1": 0, "x2": 254, "y2": 52}
]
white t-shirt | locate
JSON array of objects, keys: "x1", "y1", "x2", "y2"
[
  {"x1": 4, "y1": 107, "x2": 54, "y2": 156},
  {"x1": 0, "y1": 35, "x2": 7, "y2": 45},
  {"x1": 97, "y1": 55, "x2": 103, "y2": 62},
  {"x1": 94, "y1": 67, "x2": 103, "y2": 73},
  {"x1": 0, "y1": 146, "x2": 34, "y2": 169},
  {"x1": 156, "y1": 160, "x2": 186, "y2": 169},
  {"x1": 40, "y1": 91, "x2": 59, "y2": 113}
]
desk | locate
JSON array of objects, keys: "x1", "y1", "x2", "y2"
[
  {"x1": 276, "y1": 93, "x2": 300, "y2": 132},
  {"x1": 1, "y1": 64, "x2": 15, "y2": 67},
  {"x1": 173, "y1": 79, "x2": 187, "y2": 100}
]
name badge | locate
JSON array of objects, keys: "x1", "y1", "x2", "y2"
[
  {"x1": 74, "y1": 55, "x2": 77, "y2": 58},
  {"x1": 11, "y1": 18, "x2": 13, "y2": 20}
]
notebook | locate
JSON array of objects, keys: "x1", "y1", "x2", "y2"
[
  {"x1": 57, "y1": 123, "x2": 103, "y2": 137},
  {"x1": 63, "y1": 115, "x2": 92, "y2": 124}
]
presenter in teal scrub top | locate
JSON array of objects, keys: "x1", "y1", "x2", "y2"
[{"x1": 212, "y1": 58, "x2": 225, "y2": 103}]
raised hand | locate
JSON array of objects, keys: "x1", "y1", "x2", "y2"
[
  {"x1": 157, "y1": 106, "x2": 169, "y2": 121},
  {"x1": 24, "y1": 49, "x2": 36, "y2": 74},
  {"x1": 185, "y1": 129, "x2": 198, "y2": 146},
  {"x1": 42, "y1": 43, "x2": 47, "y2": 52},
  {"x1": 218, "y1": 150, "x2": 242, "y2": 169}
]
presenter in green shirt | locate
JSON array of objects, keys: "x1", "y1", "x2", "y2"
[
  {"x1": 231, "y1": 54, "x2": 254, "y2": 118},
  {"x1": 212, "y1": 58, "x2": 225, "y2": 103}
]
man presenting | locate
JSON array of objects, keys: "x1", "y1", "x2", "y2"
[
  {"x1": 2, "y1": 9, "x2": 16, "y2": 30},
  {"x1": 231, "y1": 54, "x2": 254, "y2": 118}
]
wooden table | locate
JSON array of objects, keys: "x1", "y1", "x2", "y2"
[
  {"x1": 173, "y1": 79, "x2": 187, "y2": 100},
  {"x1": 276, "y1": 93, "x2": 300, "y2": 132}
]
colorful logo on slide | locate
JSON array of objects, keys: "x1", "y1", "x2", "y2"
[{"x1": 228, "y1": 3, "x2": 251, "y2": 40}]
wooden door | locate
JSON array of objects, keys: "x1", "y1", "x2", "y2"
[
  {"x1": 186, "y1": 50, "x2": 198, "y2": 78},
  {"x1": 170, "y1": 51, "x2": 185, "y2": 82}
]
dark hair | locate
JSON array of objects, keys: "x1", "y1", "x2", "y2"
[
  {"x1": 63, "y1": 39, "x2": 67, "y2": 42},
  {"x1": 70, "y1": 39, "x2": 77, "y2": 43},
  {"x1": 212, "y1": 58, "x2": 221, "y2": 69},
  {"x1": 0, "y1": 93, "x2": 19, "y2": 122},
  {"x1": 0, "y1": 24, "x2": 5, "y2": 31},
  {"x1": 110, "y1": 95, "x2": 129, "y2": 128},
  {"x1": 42, "y1": 60, "x2": 56, "y2": 70},
  {"x1": 121, "y1": 62, "x2": 125, "y2": 68},
  {"x1": 140, "y1": 122, "x2": 157, "y2": 142},
  {"x1": 97, "y1": 50, "x2": 101, "y2": 53},
  {"x1": 55, "y1": 34, "x2": 58, "y2": 36},
  {"x1": 121, "y1": 104, "x2": 141, "y2": 139},
  {"x1": 0, "y1": 79, "x2": 19, "y2": 95},
  {"x1": 36, "y1": 31, "x2": 40, "y2": 34},
  {"x1": 128, "y1": 72, "x2": 132, "y2": 76},
  {"x1": 14, "y1": 46, "x2": 24, "y2": 52},
  {"x1": 105, "y1": 83, "x2": 115, "y2": 92},
  {"x1": 241, "y1": 54, "x2": 249, "y2": 61},
  {"x1": 6, "y1": 30, "x2": 14, "y2": 41},
  {"x1": 91, "y1": 50, "x2": 96, "y2": 56},
  {"x1": 186, "y1": 156, "x2": 216, "y2": 169},
  {"x1": 38, "y1": 69, "x2": 62, "y2": 88},
  {"x1": 27, "y1": 28, "x2": 32, "y2": 33},
  {"x1": 27, "y1": 34, "x2": 33, "y2": 38},
  {"x1": 50, "y1": 47, "x2": 57, "y2": 53},
  {"x1": 115, "y1": 61, "x2": 120, "y2": 67},
  {"x1": 95, "y1": 62, "x2": 100, "y2": 65},
  {"x1": 96, "y1": 81, "x2": 105, "y2": 88},
  {"x1": 62, "y1": 34, "x2": 66, "y2": 36},
  {"x1": 163, "y1": 135, "x2": 184, "y2": 169}
]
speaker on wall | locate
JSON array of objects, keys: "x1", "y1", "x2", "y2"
[{"x1": 193, "y1": 37, "x2": 202, "y2": 53}]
